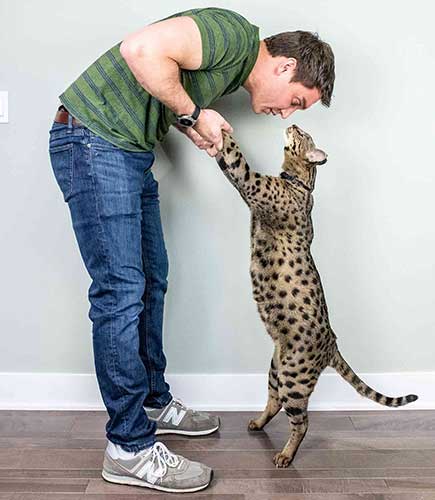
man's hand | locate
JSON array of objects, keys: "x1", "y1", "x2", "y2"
[
  {"x1": 194, "y1": 109, "x2": 233, "y2": 156},
  {"x1": 174, "y1": 108, "x2": 233, "y2": 157}
]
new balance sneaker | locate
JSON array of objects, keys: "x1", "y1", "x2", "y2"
[
  {"x1": 102, "y1": 440, "x2": 212, "y2": 493},
  {"x1": 144, "y1": 397, "x2": 220, "y2": 436}
]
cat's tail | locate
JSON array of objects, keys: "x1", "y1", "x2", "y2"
[{"x1": 329, "y1": 349, "x2": 418, "y2": 407}]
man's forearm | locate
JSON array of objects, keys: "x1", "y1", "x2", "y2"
[{"x1": 120, "y1": 46, "x2": 195, "y2": 116}]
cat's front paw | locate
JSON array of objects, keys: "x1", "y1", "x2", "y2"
[
  {"x1": 221, "y1": 132, "x2": 240, "y2": 160},
  {"x1": 248, "y1": 419, "x2": 263, "y2": 431},
  {"x1": 221, "y1": 130, "x2": 235, "y2": 149},
  {"x1": 273, "y1": 452, "x2": 293, "y2": 468}
]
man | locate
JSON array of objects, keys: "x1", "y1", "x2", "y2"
[{"x1": 48, "y1": 6, "x2": 334, "y2": 493}]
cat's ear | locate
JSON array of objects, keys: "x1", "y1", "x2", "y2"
[{"x1": 305, "y1": 148, "x2": 327, "y2": 165}]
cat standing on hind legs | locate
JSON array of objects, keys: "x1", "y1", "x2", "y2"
[{"x1": 215, "y1": 126, "x2": 419, "y2": 468}]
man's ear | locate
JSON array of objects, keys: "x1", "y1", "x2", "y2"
[
  {"x1": 305, "y1": 148, "x2": 327, "y2": 165},
  {"x1": 278, "y1": 57, "x2": 297, "y2": 76}
]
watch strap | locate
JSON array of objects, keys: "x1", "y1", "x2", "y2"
[
  {"x1": 190, "y1": 104, "x2": 201, "y2": 121},
  {"x1": 176, "y1": 104, "x2": 201, "y2": 126}
]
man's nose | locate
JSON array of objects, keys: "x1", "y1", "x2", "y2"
[{"x1": 280, "y1": 109, "x2": 295, "y2": 119}]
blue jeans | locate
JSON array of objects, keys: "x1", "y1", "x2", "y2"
[{"x1": 48, "y1": 114, "x2": 172, "y2": 452}]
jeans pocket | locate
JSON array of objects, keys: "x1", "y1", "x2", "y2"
[{"x1": 49, "y1": 143, "x2": 74, "y2": 202}]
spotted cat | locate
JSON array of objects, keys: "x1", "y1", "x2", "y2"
[{"x1": 215, "y1": 125, "x2": 418, "y2": 468}]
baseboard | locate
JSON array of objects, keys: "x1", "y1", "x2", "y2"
[{"x1": 0, "y1": 371, "x2": 433, "y2": 411}]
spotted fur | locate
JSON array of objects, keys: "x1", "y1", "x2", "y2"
[{"x1": 215, "y1": 125, "x2": 418, "y2": 468}]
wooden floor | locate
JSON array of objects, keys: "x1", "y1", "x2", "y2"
[{"x1": 0, "y1": 409, "x2": 435, "y2": 499}]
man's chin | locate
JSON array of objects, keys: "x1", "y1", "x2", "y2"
[{"x1": 253, "y1": 105, "x2": 272, "y2": 115}]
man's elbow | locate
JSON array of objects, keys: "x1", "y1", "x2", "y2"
[
  {"x1": 120, "y1": 39, "x2": 142, "y2": 61},
  {"x1": 120, "y1": 32, "x2": 156, "y2": 63}
]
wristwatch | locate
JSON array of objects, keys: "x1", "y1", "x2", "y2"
[{"x1": 176, "y1": 104, "x2": 201, "y2": 127}]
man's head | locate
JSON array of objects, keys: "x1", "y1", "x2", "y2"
[{"x1": 244, "y1": 31, "x2": 335, "y2": 118}]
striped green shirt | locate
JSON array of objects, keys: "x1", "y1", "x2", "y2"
[{"x1": 59, "y1": 7, "x2": 260, "y2": 152}]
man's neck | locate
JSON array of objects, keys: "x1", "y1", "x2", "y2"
[{"x1": 242, "y1": 40, "x2": 267, "y2": 93}]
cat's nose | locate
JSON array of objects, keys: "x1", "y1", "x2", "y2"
[{"x1": 318, "y1": 156, "x2": 328, "y2": 165}]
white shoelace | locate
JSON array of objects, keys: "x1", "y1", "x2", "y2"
[
  {"x1": 172, "y1": 397, "x2": 187, "y2": 409},
  {"x1": 172, "y1": 397, "x2": 204, "y2": 416},
  {"x1": 136, "y1": 442, "x2": 180, "y2": 479}
]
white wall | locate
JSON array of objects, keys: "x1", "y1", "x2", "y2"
[{"x1": 1, "y1": 0, "x2": 434, "y2": 382}]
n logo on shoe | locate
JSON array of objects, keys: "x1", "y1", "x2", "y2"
[
  {"x1": 133, "y1": 458, "x2": 158, "y2": 484},
  {"x1": 162, "y1": 407, "x2": 186, "y2": 426}
]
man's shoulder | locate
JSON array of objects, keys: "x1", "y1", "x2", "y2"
[{"x1": 163, "y1": 7, "x2": 255, "y2": 29}]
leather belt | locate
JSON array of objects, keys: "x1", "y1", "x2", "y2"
[{"x1": 54, "y1": 105, "x2": 83, "y2": 126}]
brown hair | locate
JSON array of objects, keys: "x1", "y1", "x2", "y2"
[{"x1": 264, "y1": 31, "x2": 335, "y2": 107}]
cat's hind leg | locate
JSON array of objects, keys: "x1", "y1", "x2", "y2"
[
  {"x1": 248, "y1": 344, "x2": 282, "y2": 431},
  {"x1": 274, "y1": 392, "x2": 310, "y2": 468}
]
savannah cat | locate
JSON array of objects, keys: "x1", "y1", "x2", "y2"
[{"x1": 215, "y1": 125, "x2": 418, "y2": 468}]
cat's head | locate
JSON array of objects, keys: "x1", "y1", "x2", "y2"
[{"x1": 282, "y1": 125, "x2": 327, "y2": 185}]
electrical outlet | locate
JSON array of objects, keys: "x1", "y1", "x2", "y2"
[{"x1": 0, "y1": 92, "x2": 9, "y2": 123}]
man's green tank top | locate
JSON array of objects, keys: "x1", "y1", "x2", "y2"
[{"x1": 59, "y1": 7, "x2": 260, "y2": 152}]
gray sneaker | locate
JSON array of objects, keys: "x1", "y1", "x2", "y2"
[
  {"x1": 144, "y1": 397, "x2": 220, "y2": 436},
  {"x1": 102, "y1": 441, "x2": 212, "y2": 493}
]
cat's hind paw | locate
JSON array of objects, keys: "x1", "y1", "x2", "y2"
[
  {"x1": 273, "y1": 452, "x2": 293, "y2": 468},
  {"x1": 248, "y1": 419, "x2": 264, "y2": 431}
]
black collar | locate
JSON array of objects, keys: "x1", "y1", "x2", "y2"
[
  {"x1": 280, "y1": 171, "x2": 295, "y2": 182},
  {"x1": 280, "y1": 171, "x2": 310, "y2": 191}
]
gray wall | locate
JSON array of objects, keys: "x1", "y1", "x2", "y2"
[{"x1": 1, "y1": 0, "x2": 434, "y2": 375}]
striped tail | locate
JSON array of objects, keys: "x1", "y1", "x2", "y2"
[{"x1": 329, "y1": 350, "x2": 418, "y2": 407}]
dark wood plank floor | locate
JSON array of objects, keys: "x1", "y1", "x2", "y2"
[{"x1": 1, "y1": 409, "x2": 435, "y2": 499}]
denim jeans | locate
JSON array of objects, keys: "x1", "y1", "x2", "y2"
[{"x1": 48, "y1": 114, "x2": 172, "y2": 452}]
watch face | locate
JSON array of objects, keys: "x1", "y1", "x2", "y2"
[{"x1": 179, "y1": 117, "x2": 193, "y2": 126}]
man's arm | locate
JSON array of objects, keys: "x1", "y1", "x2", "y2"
[
  {"x1": 120, "y1": 17, "x2": 201, "y2": 114},
  {"x1": 120, "y1": 16, "x2": 232, "y2": 155}
]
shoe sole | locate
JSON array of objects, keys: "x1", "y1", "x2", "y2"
[
  {"x1": 154, "y1": 424, "x2": 220, "y2": 436},
  {"x1": 101, "y1": 469, "x2": 212, "y2": 493}
]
